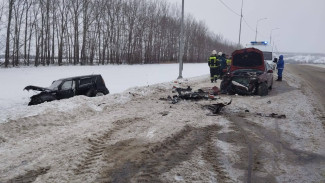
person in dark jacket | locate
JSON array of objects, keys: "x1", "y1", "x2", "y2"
[
  {"x1": 220, "y1": 53, "x2": 227, "y2": 78},
  {"x1": 208, "y1": 50, "x2": 220, "y2": 83},
  {"x1": 276, "y1": 55, "x2": 284, "y2": 81}
]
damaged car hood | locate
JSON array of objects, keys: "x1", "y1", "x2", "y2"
[{"x1": 24, "y1": 85, "x2": 53, "y2": 92}]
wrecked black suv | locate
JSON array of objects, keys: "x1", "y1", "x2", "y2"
[
  {"x1": 220, "y1": 48, "x2": 273, "y2": 96},
  {"x1": 24, "y1": 75, "x2": 109, "y2": 105}
]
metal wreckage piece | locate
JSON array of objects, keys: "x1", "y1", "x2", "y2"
[
  {"x1": 159, "y1": 86, "x2": 219, "y2": 104},
  {"x1": 202, "y1": 100, "x2": 232, "y2": 115},
  {"x1": 159, "y1": 86, "x2": 231, "y2": 114}
]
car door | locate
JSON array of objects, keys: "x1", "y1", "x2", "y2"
[
  {"x1": 56, "y1": 80, "x2": 75, "y2": 99},
  {"x1": 265, "y1": 63, "x2": 274, "y2": 87},
  {"x1": 77, "y1": 77, "x2": 94, "y2": 95}
]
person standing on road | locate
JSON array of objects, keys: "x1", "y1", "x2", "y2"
[
  {"x1": 220, "y1": 53, "x2": 227, "y2": 78},
  {"x1": 276, "y1": 55, "x2": 284, "y2": 81},
  {"x1": 226, "y1": 55, "x2": 232, "y2": 67},
  {"x1": 208, "y1": 50, "x2": 220, "y2": 83}
]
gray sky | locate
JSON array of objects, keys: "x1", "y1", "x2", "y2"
[{"x1": 166, "y1": 0, "x2": 325, "y2": 54}]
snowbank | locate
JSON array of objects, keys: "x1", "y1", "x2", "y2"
[{"x1": 0, "y1": 63, "x2": 208, "y2": 123}]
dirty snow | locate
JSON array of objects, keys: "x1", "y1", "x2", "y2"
[{"x1": 0, "y1": 64, "x2": 324, "y2": 182}]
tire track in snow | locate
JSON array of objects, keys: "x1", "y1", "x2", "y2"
[
  {"x1": 6, "y1": 166, "x2": 50, "y2": 183},
  {"x1": 203, "y1": 125, "x2": 232, "y2": 182},
  {"x1": 73, "y1": 117, "x2": 144, "y2": 177},
  {"x1": 95, "y1": 124, "x2": 227, "y2": 183}
]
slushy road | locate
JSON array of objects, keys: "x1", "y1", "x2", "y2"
[{"x1": 286, "y1": 64, "x2": 325, "y2": 112}]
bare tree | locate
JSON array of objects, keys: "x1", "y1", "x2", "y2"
[
  {"x1": 3, "y1": 0, "x2": 239, "y2": 67},
  {"x1": 5, "y1": 0, "x2": 15, "y2": 68}
]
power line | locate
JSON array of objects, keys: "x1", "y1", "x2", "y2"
[
  {"x1": 243, "y1": 17, "x2": 268, "y2": 38},
  {"x1": 217, "y1": 0, "x2": 255, "y2": 33},
  {"x1": 216, "y1": 0, "x2": 269, "y2": 41},
  {"x1": 243, "y1": 17, "x2": 255, "y2": 32},
  {"x1": 217, "y1": 0, "x2": 241, "y2": 17}
]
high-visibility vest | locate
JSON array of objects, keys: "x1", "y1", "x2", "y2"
[
  {"x1": 208, "y1": 56, "x2": 220, "y2": 68},
  {"x1": 226, "y1": 59, "x2": 231, "y2": 66}
]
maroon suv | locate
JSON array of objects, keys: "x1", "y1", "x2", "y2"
[{"x1": 220, "y1": 48, "x2": 273, "y2": 96}]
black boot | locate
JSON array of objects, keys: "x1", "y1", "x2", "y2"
[
  {"x1": 276, "y1": 77, "x2": 282, "y2": 81},
  {"x1": 211, "y1": 79, "x2": 214, "y2": 83}
]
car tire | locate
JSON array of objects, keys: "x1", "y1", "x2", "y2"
[
  {"x1": 86, "y1": 89, "x2": 96, "y2": 97},
  {"x1": 221, "y1": 80, "x2": 235, "y2": 95},
  {"x1": 28, "y1": 94, "x2": 56, "y2": 106},
  {"x1": 28, "y1": 97, "x2": 43, "y2": 106},
  {"x1": 41, "y1": 94, "x2": 57, "y2": 102},
  {"x1": 220, "y1": 80, "x2": 227, "y2": 91},
  {"x1": 269, "y1": 80, "x2": 273, "y2": 90},
  {"x1": 95, "y1": 92, "x2": 104, "y2": 97},
  {"x1": 257, "y1": 82, "x2": 268, "y2": 96}
]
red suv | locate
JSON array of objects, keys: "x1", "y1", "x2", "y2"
[{"x1": 220, "y1": 48, "x2": 273, "y2": 96}]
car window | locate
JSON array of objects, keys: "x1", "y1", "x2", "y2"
[
  {"x1": 49, "y1": 80, "x2": 63, "y2": 90},
  {"x1": 233, "y1": 52, "x2": 263, "y2": 67},
  {"x1": 61, "y1": 80, "x2": 73, "y2": 90},
  {"x1": 79, "y1": 78, "x2": 92, "y2": 86}
]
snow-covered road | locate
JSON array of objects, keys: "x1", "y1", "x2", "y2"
[{"x1": 0, "y1": 67, "x2": 324, "y2": 182}]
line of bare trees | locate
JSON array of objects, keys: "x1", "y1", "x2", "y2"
[{"x1": 1, "y1": 0, "x2": 239, "y2": 68}]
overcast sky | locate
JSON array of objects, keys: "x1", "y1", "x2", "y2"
[{"x1": 166, "y1": 0, "x2": 325, "y2": 54}]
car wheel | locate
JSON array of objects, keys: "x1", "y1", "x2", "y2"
[
  {"x1": 40, "y1": 94, "x2": 57, "y2": 102},
  {"x1": 95, "y1": 92, "x2": 104, "y2": 97},
  {"x1": 28, "y1": 96, "x2": 43, "y2": 106},
  {"x1": 220, "y1": 80, "x2": 234, "y2": 94},
  {"x1": 269, "y1": 80, "x2": 273, "y2": 90},
  {"x1": 257, "y1": 82, "x2": 268, "y2": 96},
  {"x1": 86, "y1": 89, "x2": 96, "y2": 97},
  {"x1": 220, "y1": 80, "x2": 227, "y2": 91}
]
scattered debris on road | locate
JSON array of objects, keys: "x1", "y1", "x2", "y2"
[
  {"x1": 159, "y1": 111, "x2": 169, "y2": 116},
  {"x1": 203, "y1": 99, "x2": 232, "y2": 115},
  {"x1": 256, "y1": 113, "x2": 286, "y2": 119},
  {"x1": 160, "y1": 86, "x2": 231, "y2": 115},
  {"x1": 160, "y1": 86, "x2": 222, "y2": 104}
]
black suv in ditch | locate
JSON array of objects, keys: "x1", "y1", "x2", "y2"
[{"x1": 24, "y1": 75, "x2": 109, "y2": 105}]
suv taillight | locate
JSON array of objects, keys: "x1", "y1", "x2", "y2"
[{"x1": 102, "y1": 77, "x2": 106, "y2": 85}]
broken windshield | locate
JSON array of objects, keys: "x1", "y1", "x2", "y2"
[
  {"x1": 48, "y1": 80, "x2": 62, "y2": 90},
  {"x1": 233, "y1": 52, "x2": 263, "y2": 67}
]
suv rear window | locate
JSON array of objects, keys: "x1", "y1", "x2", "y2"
[
  {"x1": 233, "y1": 52, "x2": 263, "y2": 67},
  {"x1": 80, "y1": 78, "x2": 92, "y2": 86}
]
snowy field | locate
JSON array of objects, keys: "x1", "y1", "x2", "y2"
[
  {"x1": 279, "y1": 52, "x2": 325, "y2": 64},
  {"x1": 0, "y1": 63, "x2": 208, "y2": 123}
]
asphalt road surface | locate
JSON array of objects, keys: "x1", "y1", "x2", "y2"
[{"x1": 286, "y1": 64, "x2": 325, "y2": 112}]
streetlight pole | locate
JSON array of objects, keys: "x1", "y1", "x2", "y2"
[
  {"x1": 255, "y1": 18, "x2": 267, "y2": 41},
  {"x1": 178, "y1": 0, "x2": 185, "y2": 79},
  {"x1": 238, "y1": 0, "x2": 244, "y2": 45},
  {"x1": 270, "y1": 28, "x2": 279, "y2": 44}
]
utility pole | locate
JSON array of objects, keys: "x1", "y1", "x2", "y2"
[
  {"x1": 178, "y1": 0, "x2": 185, "y2": 79},
  {"x1": 270, "y1": 28, "x2": 280, "y2": 44},
  {"x1": 255, "y1": 18, "x2": 267, "y2": 41},
  {"x1": 238, "y1": 0, "x2": 244, "y2": 46}
]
